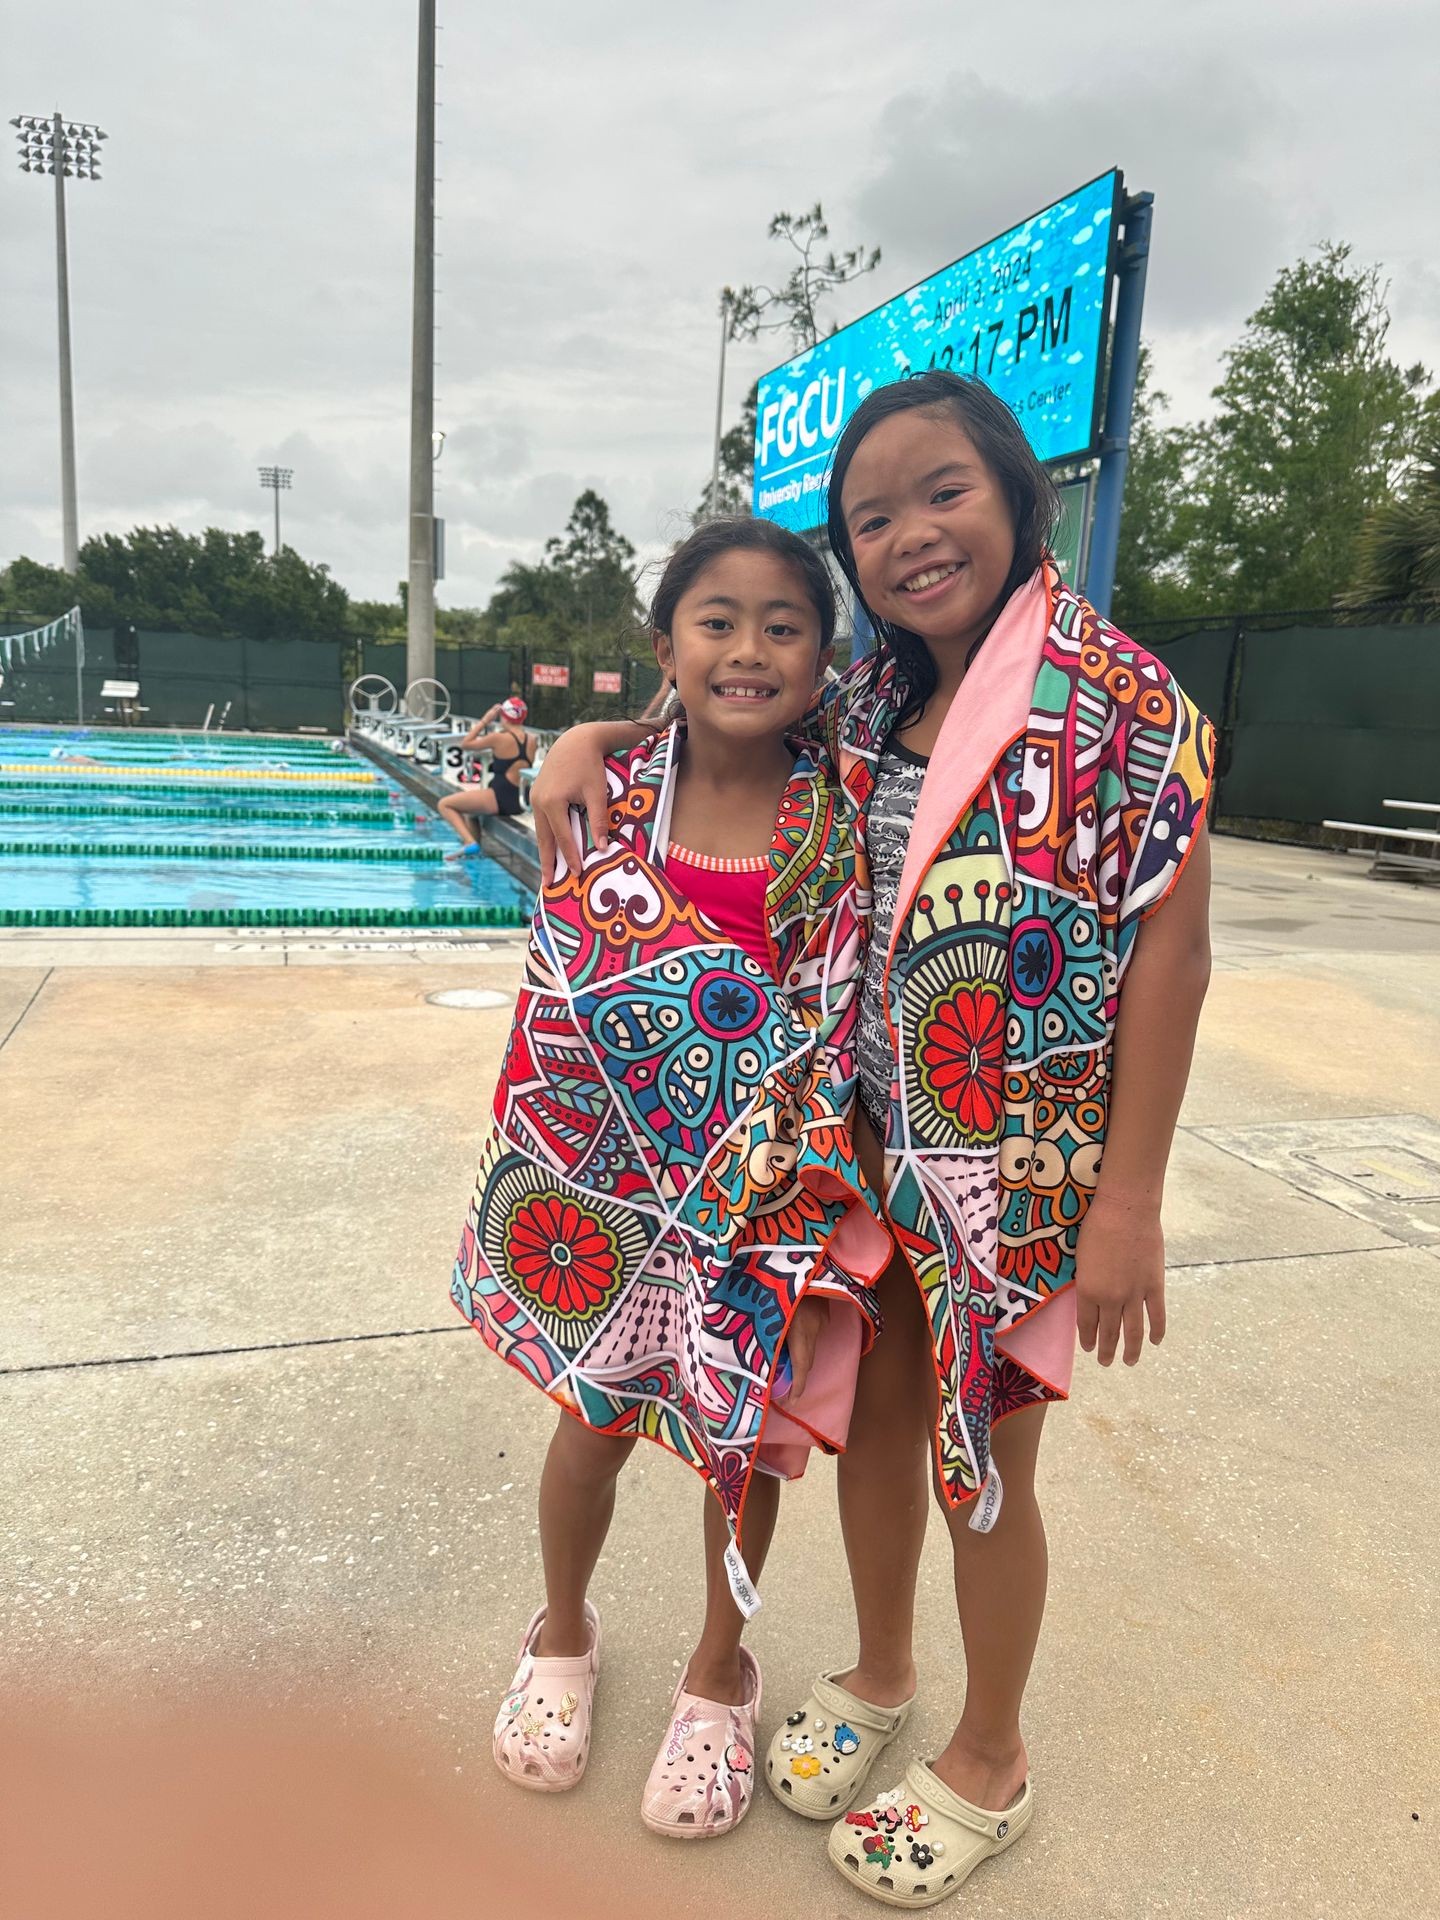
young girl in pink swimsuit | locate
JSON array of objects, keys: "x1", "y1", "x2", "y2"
[
  {"x1": 453, "y1": 517, "x2": 889, "y2": 1840},
  {"x1": 532, "y1": 372, "x2": 1213, "y2": 1907}
]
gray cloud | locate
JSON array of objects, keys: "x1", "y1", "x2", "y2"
[
  {"x1": 852, "y1": 62, "x2": 1290, "y2": 333},
  {"x1": 3, "y1": 0, "x2": 1436, "y2": 607}
]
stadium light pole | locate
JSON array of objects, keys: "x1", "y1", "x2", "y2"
[
  {"x1": 708, "y1": 290, "x2": 735, "y2": 521},
  {"x1": 12, "y1": 111, "x2": 107, "y2": 574},
  {"x1": 406, "y1": 0, "x2": 437, "y2": 703},
  {"x1": 258, "y1": 465, "x2": 293, "y2": 555}
]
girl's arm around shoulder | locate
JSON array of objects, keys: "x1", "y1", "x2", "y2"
[
  {"x1": 1076, "y1": 822, "x2": 1212, "y2": 1369},
  {"x1": 530, "y1": 719, "x2": 657, "y2": 878}
]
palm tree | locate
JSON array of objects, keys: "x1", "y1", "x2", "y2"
[{"x1": 1343, "y1": 406, "x2": 1440, "y2": 609}]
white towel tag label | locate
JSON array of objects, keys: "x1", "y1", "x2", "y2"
[
  {"x1": 723, "y1": 1540, "x2": 762, "y2": 1618},
  {"x1": 968, "y1": 1462, "x2": 1004, "y2": 1534}
]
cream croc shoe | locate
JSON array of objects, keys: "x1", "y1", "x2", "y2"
[
  {"x1": 764, "y1": 1668, "x2": 914, "y2": 1819},
  {"x1": 492, "y1": 1601, "x2": 601, "y2": 1793},
  {"x1": 639, "y1": 1646, "x2": 761, "y2": 1840},
  {"x1": 827, "y1": 1760, "x2": 1034, "y2": 1908}
]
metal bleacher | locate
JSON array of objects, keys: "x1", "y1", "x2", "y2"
[{"x1": 1323, "y1": 799, "x2": 1440, "y2": 882}]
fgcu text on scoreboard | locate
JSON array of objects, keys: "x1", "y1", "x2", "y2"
[{"x1": 752, "y1": 171, "x2": 1123, "y2": 535}]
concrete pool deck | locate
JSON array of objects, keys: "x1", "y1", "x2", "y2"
[{"x1": 2, "y1": 835, "x2": 1437, "y2": 1917}]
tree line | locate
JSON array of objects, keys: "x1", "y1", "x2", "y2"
[{"x1": 1112, "y1": 243, "x2": 1437, "y2": 626}]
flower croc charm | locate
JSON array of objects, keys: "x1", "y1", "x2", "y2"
[
  {"x1": 492, "y1": 1601, "x2": 602, "y2": 1793},
  {"x1": 764, "y1": 1667, "x2": 915, "y2": 1819},
  {"x1": 828, "y1": 1761, "x2": 1034, "y2": 1908},
  {"x1": 640, "y1": 1646, "x2": 762, "y2": 1839}
]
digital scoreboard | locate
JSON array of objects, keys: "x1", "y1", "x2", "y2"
[{"x1": 753, "y1": 170, "x2": 1121, "y2": 533}]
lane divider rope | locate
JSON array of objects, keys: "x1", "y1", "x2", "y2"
[
  {"x1": 1, "y1": 763, "x2": 377, "y2": 784},
  {"x1": 0, "y1": 904, "x2": 530, "y2": 928},
  {"x1": 3, "y1": 839, "x2": 450, "y2": 862}
]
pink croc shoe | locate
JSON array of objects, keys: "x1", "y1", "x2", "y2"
[
  {"x1": 640, "y1": 1647, "x2": 761, "y2": 1840},
  {"x1": 492, "y1": 1601, "x2": 601, "y2": 1794}
]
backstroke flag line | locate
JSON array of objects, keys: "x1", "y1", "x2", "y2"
[{"x1": 0, "y1": 605, "x2": 83, "y2": 673}]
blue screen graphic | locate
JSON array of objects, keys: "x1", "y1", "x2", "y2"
[{"x1": 753, "y1": 171, "x2": 1121, "y2": 533}]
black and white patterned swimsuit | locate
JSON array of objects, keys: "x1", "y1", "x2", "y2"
[{"x1": 856, "y1": 739, "x2": 929, "y2": 1141}]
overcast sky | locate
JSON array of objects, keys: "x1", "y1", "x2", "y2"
[{"x1": 3, "y1": 0, "x2": 1437, "y2": 609}]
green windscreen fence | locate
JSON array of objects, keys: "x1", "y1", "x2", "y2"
[
  {"x1": 0, "y1": 627, "x2": 345, "y2": 731},
  {"x1": 455, "y1": 647, "x2": 513, "y2": 711},
  {"x1": 1220, "y1": 623, "x2": 1440, "y2": 825},
  {"x1": 1141, "y1": 617, "x2": 1440, "y2": 826},
  {"x1": 5, "y1": 613, "x2": 1433, "y2": 827},
  {"x1": 1, "y1": 628, "x2": 516, "y2": 733},
  {"x1": 358, "y1": 642, "x2": 407, "y2": 698},
  {"x1": 355, "y1": 643, "x2": 514, "y2": 717},
  {"x1": 1, "y1": 621, "x2": 119, "y2": 723},
  {"x1": 135, "y1": 631, "x2": 249, "y2": 727},
  {"x1": 1146, "y1": 627, "x2": 1230, "y2": 735}
]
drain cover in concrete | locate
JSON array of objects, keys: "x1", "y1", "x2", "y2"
[
  {"x1": 1191, "y1": 1114, "x2": 1440, "y2": 1246},
  {"x1": 425, "y1": 988, "x2": 513, "y2": 1010}
]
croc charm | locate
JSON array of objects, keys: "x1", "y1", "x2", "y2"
[{"x1": 665, "y1": 1708, "x2": 698, "y2": 1766}]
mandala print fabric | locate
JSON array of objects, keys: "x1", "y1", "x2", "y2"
[
  {"x1": 452, "y1": 728, "x2": 884, "y2": 1542},
  {"x1": 820, "y1": 564, "x2": 1215, "y2": 1519}
]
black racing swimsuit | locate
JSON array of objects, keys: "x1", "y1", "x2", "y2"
[{"x1": 489, "y1": 729, "x2": 534, "y2": 817}]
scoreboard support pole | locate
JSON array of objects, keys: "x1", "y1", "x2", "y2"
[{"x1": 1084, "y1": 189, "x2": 1153, "y2": 619}]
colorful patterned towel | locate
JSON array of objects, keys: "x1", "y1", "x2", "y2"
[
  {"x1": 452, "y1": 727, "x2": 889, "y2": 1587},
  {"x1": 820, "y1": 563, "x2": 1215, "y2": 1527}
]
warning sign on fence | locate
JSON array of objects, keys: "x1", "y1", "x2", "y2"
[
  {"x1": 531, "y1": 662, "x2": 570, "y2": 688},
  {"x1": 592, "y1": 671, "x2": 623, "y2": 694}
]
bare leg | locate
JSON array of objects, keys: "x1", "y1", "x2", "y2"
[
  {"x1": 832, "y1": 1110, "x2": 931, "y2": 1707},
  {"x1": 438, "y1": 787, "x2": 497, "y2": 850},
  {"x1": 929, "y1": 1402, "x2": 1049, "y2": 1810},
  {"x1": 683, "y1": 1475, "x2": 782, "y2": 1704},
  {"x1": 831, "y1": 1253, "x2": 932, "y2": 1706},
  {"x1": 533, "y1": 1413, "x2": 637, "y2": 1656}
]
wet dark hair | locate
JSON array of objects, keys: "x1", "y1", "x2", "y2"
[
  {"x1": 650, "y1": 515, "x2": 836, "y2": 652},
  {"x1": 825, "y1": 372, "x2": 1060, "y2": 731}
]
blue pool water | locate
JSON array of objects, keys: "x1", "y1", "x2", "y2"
[{"x1": 0, "y1": 725, "x2": 535, "y2": 926}]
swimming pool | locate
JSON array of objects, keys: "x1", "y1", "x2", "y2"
[{"x1": 0, "y1": 725, "x2": 535, "y2": 927}]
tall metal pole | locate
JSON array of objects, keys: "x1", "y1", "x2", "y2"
[
  {"x1": 1085, "y1": 190, "x2": 1153, "y2": 618},
  {"x1": 15, "y1": 113, "x2": 104, "y2": 572},
  {"x1": 52, "y1": 111, "x2": 80, "y2": 574},
  {"x1": 406, "y1": 0, "x2": 437, "y2": 703},
  {"x1": 708, "y1": 295, "x2": 730, "y2": 521},
  {"x1": 258, "y1": 467, "x2": 292, "y2": 556}
]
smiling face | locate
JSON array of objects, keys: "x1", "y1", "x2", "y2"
[
  {"x1": 653, "y1": 547, "x2": 830, "y2": 745},
  {"x1": 840, "y1": 407, "x2": 1017, "y2": 662}
]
